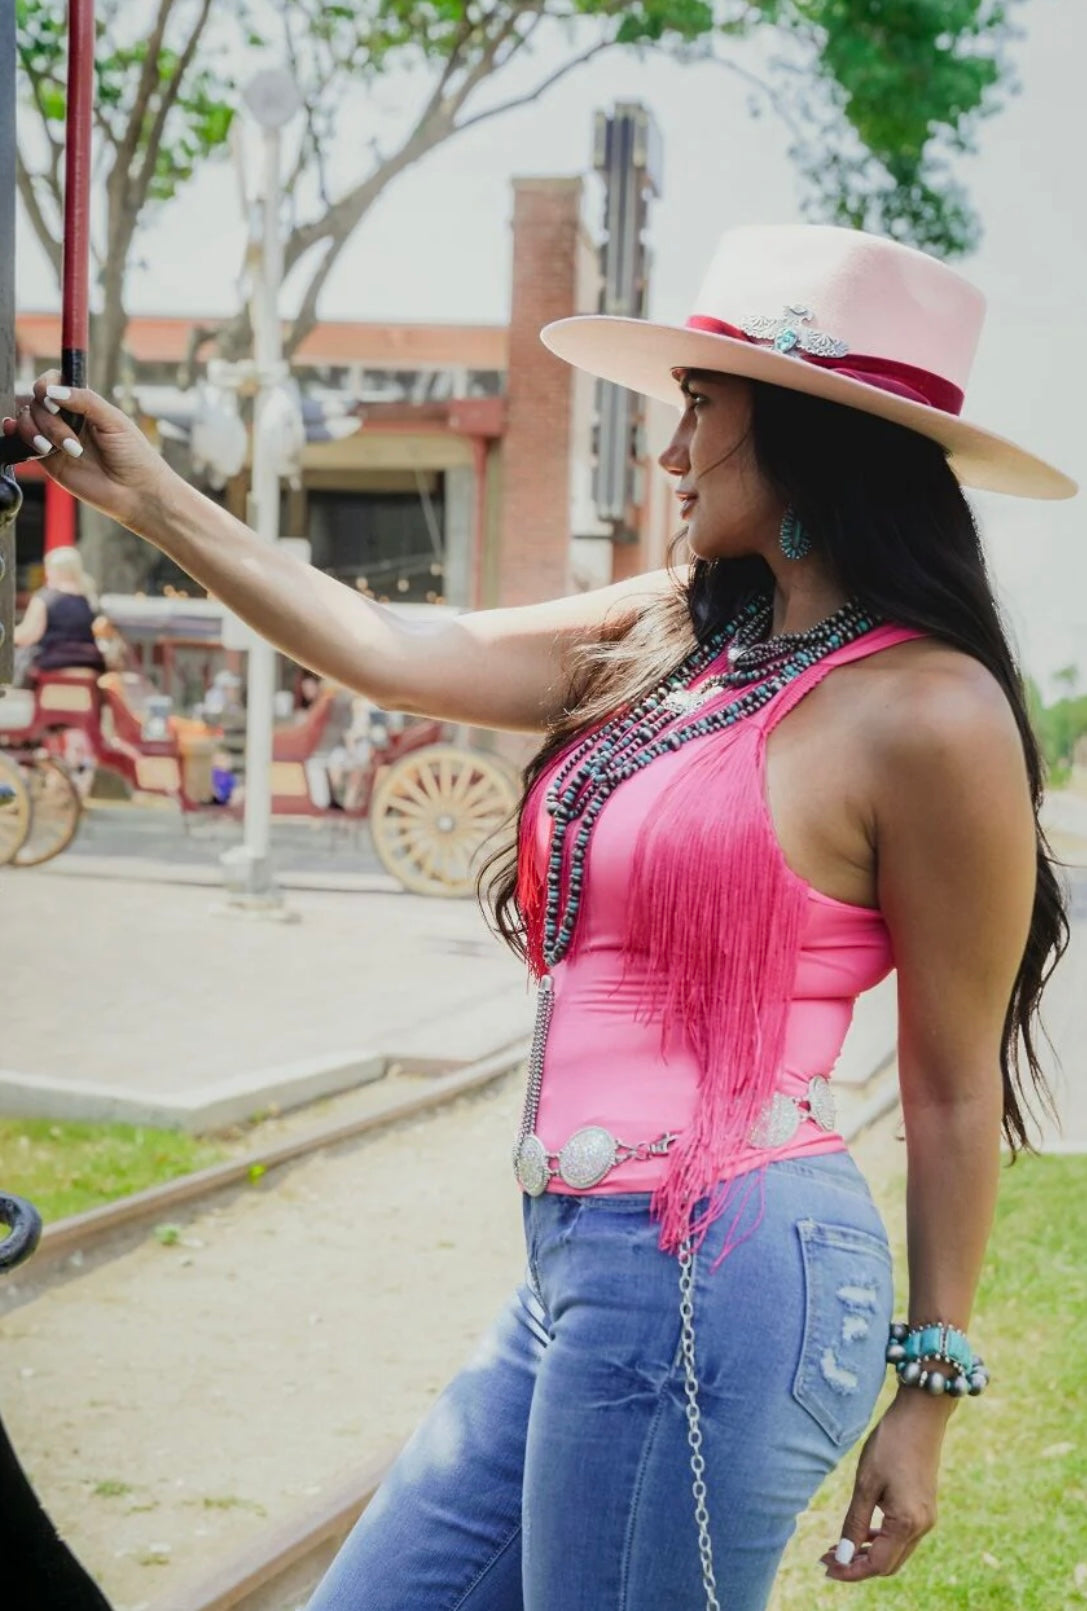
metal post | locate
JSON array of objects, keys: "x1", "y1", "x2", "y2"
[
  {"x1": 219, "y1": 71, "x2": 301, "y2": 915},
  {"x1": 1, "y1": 0, "x2": 19, "y2": 687},
  {"x1": 232, "y1": 124, "x2": 283, "y2": 905},
  {"x1": 590, "y1": 103, "x2": 662, "y2": 536}
]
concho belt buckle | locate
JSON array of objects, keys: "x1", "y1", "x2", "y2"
[
  {"x1": 807, "y1": 1074, "x2": 837, "y2": 1132},
  {"x1": 514, "y1": 1125, "x2": 621, "y2": 1195},
  {"x1": 746, "y1": 1076, "x2": 837, "y2": 1149},
  {"x1": 747, "y1": 1092, "x2": 803, "y2": 1150},
  {"x1": 556, "y1": 1125, "x2": 618, "y2": 1189},
  {"x1": 513, "y1": 1135, "x2": 550, "y2": 1197}
]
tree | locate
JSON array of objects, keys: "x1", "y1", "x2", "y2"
[
  {"x1": 1052, "y1": 662, "x2": 1080, "y2": 698},
  {"x1": 16, "y1": 0, "x2": 1021, "y2": 587},
  {"x1": 1027, "y1": 665, "x2": 1087, "y2": 782}
]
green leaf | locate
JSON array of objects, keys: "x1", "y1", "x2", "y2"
[
  {"x1": 13, "y1": 0, "x2": 1022, "y2": 408},
  {"x1": 37, "y1": 82, "x2": 66, "y2": 121}
]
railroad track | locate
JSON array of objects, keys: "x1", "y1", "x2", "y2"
[{"x1": 1, "y1": 1038, "x2": 531, "y2": 1317}]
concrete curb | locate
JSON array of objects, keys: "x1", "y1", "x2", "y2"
[
  {"x1": 18, "y1": 1037, "x2": 531, "y2": 1287},
  {"x1": 31, "y1": 852, "x2": 402, "y2": 896},
  {"x1": 0, "y1": 1047, "x2": 392, "y2": 1132},
  {"x1": 840, "y1": 1055, "x2": 901, "y2": 1144}
]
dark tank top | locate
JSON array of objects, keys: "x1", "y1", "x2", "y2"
[{"x1": 36, "y1": 589, "x2": 105, "y2": 672}]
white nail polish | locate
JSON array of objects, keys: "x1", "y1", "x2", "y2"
[
  {"x1": 835, "y1": 1539, "x2": 856, "y2": 1566},
  {"x1": 45, "y1": 385, "x2": 72, "y2": 401},
  {"x1": 43, "y1": 398, "x2": 61, "y2": 414},
  {"x1": 32, "y1": 434, "x2": 53, "y2": 456},
  {"x1": 61, "y1": 437, "x2": 84, "y2": 458}
]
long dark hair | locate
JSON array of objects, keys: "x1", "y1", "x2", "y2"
[{"x1": 480, "y1": 379, "x2": 1069, "y2": 1160}]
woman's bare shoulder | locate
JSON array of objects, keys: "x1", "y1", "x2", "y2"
[{"x1": 859, "y1": 634, "x2": 1027, "y2": 790}]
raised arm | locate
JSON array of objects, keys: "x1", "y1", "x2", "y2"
[
  {"x1": 823, "y1": 648, "x2": 1037, "y2": 1584},
  {"x1": 3, "y1": 377, "x2": 685, "y2": 732},
  {"x1": 124, "y1": 475, "x2": 680, "y2": 731}
]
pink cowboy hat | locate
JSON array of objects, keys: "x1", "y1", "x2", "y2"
[{"x1": 542, "y1": 224, "x2": 1077, "y2": 501}]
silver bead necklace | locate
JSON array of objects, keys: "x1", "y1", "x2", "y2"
[{"x1": 539, "y1": 591, "x2": 880, "y2": 968}]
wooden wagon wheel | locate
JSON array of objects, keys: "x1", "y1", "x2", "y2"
[
  {"x1": 0, "y1": 752, "x2": 31, "y2": 867},
  {"x1": 370, "y1": 744, "x2": 520, "y2": 898},
  {"x1": 13, "y1": 757, "x2": 82, "y2": 867}
]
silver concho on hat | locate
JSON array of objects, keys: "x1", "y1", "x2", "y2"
[{"x1": 740, "y1": 304, "x2": 849, "y2": 360}]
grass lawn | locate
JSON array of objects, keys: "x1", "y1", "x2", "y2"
[
  {"x1": 0, "y1": 1119, "x2": 226, "y2": 1223},
  {"x1": 771, "y1": 1152, "x2": 1087, "y2": 1609}
]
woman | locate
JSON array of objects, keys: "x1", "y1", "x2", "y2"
[
  {"x1": 3, "y1": 223, "x2": 1075, "y2": 1608},
  {"x1": 11, "y1": 543, "x2": 105, "y2": 684}
]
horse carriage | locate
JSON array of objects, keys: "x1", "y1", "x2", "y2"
[{"x1": 0, "y1": 622, "x2": 521, "y2": 893}]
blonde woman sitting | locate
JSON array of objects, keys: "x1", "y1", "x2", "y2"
[{"x1": 12, "y1": 544, "x2": 106, "y2": 685}]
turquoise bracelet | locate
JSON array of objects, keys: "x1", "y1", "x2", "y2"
[{"x1": 885, "y1": 1320, "x2": 990, "y2": 1397}]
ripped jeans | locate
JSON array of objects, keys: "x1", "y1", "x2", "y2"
[{"x1": 306, "y1": 1149, "x2": 894, "y2": 1611}]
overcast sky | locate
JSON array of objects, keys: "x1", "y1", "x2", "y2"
[{"x1": 15, "y1": 0, "x2": 1086, "y2": 687}]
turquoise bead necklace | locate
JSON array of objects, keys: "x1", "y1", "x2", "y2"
[{"x1": 539, "y1": 589, "x2": 880, "y2": 969}]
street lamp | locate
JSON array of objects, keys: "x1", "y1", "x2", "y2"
[{"x1": 218, "y1": 68, "x2": 302, "y2": 914}]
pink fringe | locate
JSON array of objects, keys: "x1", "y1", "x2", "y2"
[
  {"x1": 517, "y1": 717, "x2": 810, "y2": 1270},
  {"x1": 618, "y1": 723, "x2": 809, "y2": 1264},
  {"x1": 517, "y1": 770, "x2": 550, "y2": 980}
]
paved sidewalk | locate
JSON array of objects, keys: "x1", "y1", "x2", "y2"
[
  {"x1": 64, "y1": 797, "x2": 387, "y2": 880},
  {"x1": 1, "y1": 867, "x2": 529, "y2": 1128},
  {"x1": 4, "y1": 791, "x2": 1085, "y2": 1142}
]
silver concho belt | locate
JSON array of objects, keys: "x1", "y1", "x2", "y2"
[{"x1": 513, "y1": 1073, "x2": 838, "y2": 1198}]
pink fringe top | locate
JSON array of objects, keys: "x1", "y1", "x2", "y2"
[{"x1": 516, "y1": 621, "x2": 926, "y2": 1268}]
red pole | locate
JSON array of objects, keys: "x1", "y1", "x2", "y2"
[
  {"x1": 61, "y1": 0, "x2": 94, "y2": 389},
  {"x1": 1, "y1": 0, "x2": 94, "y2": 476},
  {"x1": 44, "y1": 478, "x2": 78, "y2": 551}
]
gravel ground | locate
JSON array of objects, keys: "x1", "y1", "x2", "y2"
[{"x1": 1, "y1": 1073, "x2": 528, "y2": 1611}]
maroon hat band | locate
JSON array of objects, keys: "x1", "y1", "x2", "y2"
[{"x1": 684, "y1": 314, "x2": 965, "y2": 417}]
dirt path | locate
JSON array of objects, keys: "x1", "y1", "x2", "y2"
[{"x1": 1, "y1": 1073, "x2": 528, "y2": 1611}]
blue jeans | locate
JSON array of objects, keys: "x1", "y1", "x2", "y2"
[{"x1": 307, "y1": 1150, "x2": 894, "y2": 1610}]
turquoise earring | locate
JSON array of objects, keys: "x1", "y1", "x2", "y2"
[{"x1": 779, "y1": 507, "x2": 812, "y2": 560}]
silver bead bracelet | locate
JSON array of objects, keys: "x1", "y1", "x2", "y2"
[{"x1": 884, "y1": 1319, "x2": 991, "y2": 1398}]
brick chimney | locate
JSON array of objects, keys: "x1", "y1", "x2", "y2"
[{"x1": 497, "y1": 178, "x2": 598, "y2": 607}]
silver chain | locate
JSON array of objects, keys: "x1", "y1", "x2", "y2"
[
  {"x1": 518, "y1": 975, "x2": 720, "y2": 1608},
  {"x1": 678, "y1": 1237, "x2": 722, "y2": 1611},
  {"x1": 514, "y1": 975, "x2": 554, "y2": 1154}
]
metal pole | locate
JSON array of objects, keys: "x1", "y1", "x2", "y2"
[
  {"x1": 0, "y1": 0, "x2": 18, "y2": 686},
  {"x1": 216, "y1": 68, "x2": 299, "y2": 917},
  {"x1": 233, "y1": 124, "x2": 283, "y2": 903}
]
